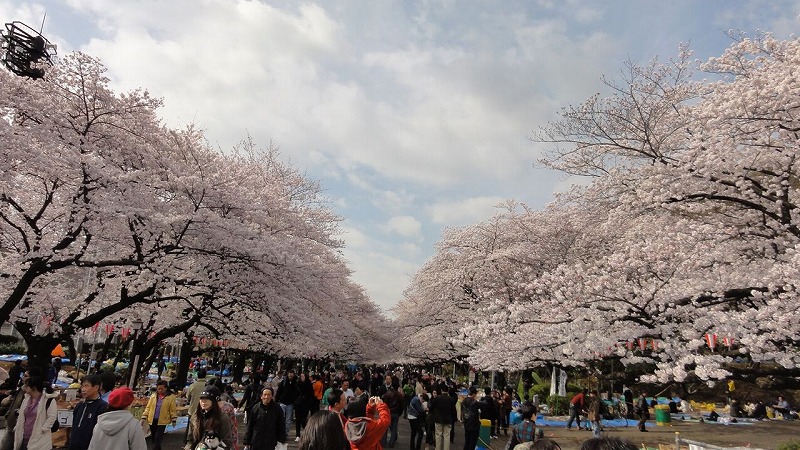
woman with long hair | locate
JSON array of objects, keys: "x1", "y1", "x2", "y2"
[
  {"x1": 13, "y1": 376, "x2": 58, "y2": 450},
  {"x1": 298, "y1": 410, "x2": 349, "y2": 450},
  {"x1": 185, "y1": 387, "x2": 233, "y2": 450}
]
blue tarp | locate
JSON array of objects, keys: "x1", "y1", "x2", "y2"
[
  {"x1": 534, "y1": 416, "x2": 631, "y2": 428},
  {"x1": 0, "y1": 354, "x2": 72, "y2": 364}
]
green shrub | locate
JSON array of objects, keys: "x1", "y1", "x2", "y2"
[
  {"x1": 528, "y1": 383, "x2": 551, "y2": 400},
  {"x1": 0, "y1": 343, "x2": 26, "y2": 355},
  {"x1": 547, "y1": 394, "x2": 570, "y2": 415},
  {"x1": 777, "y1": 440, "x2": 800, "y2": 450}
]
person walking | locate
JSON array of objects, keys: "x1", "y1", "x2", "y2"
[
  {"x1": 381, "y1": 382, "x2": 404, "y2": 448},
  {"x1": 87, "y1": 387, "x2": 146, "y2": 450},
  {"x1": 294, "y1": 373, "x2": 315, "y2": 442},
  {"x1": 12, "y1": 376, "x2": 58, "y2": 450},
  {"x1": 243, "y1": 387, "x2": 286, "y2": 450},
  {"x1": 460, "y1": 387, "x2": 480, "y2": 450},
  {"x1": 636, "y1": 393, "x2": 650, "y2": 432},
  {"x1": 276, "y1": 370, "x2": 300, "y2": 442},
  {"x1": 140, "y1": 380, "x2": 177, "y2": 450},
  {"x1": 428, "y1": 387, "x2": 456, "y2": 450},
  {"x1": 566, "y1": 389, "x2": 588, "y2": 431},
  {"x1": 407, "y1": 392, "x2": 427, "y2": 450},
  {"x1": 239, "y1": 374, "x2": 263, "y2": 425},
  {"x1": 312, "y1": 375, "x2": 325, "y2": 413},
  {"x1": 185, "y1": 368, "x2": 208, "y2": 419},
  {"x1": 587, "y1": 390, "x2": 601, "y2": 438}
]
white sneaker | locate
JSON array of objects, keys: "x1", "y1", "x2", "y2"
[{"x1": 295, "y1": 437, "x2": 300, "y2": 442}]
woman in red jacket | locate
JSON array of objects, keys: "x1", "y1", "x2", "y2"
[{"x1": 344, "y1": 396, "x2": 390, "y2": 450}]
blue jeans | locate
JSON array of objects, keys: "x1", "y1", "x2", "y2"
[
  {"x1": 381, "y1": 413, "x2": 400, "y2": 447},
  {"x1": 280, "y1": 403, "x2": 294, "y2": 439},
  {"x1": 566, "y1": 404, "x2": 582, "y2": 429}
]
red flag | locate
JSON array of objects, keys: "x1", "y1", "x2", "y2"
[
  {"x1": 638, "y1": 338, "x2": 647, "y2": 351},
  {"x1": 91, "y1": 322, "x2": 100, "y2": 333},
  {"x1": 626, "y1": 340, "x2": 634, "y2": 350}
]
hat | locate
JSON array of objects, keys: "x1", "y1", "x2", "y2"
[
  {"x1": 108, "y1": 386, "x2": 135, "y2": 409},
  {"x1": 199, "y1": 386, "x2": 221, "y2": 400}
]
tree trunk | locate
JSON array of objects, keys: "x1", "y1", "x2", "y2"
[
  {"x1": 175, "y1": 338, "x2": 193, "y2": 388},
  {"x1": 231, "y1": 351, "x2": 247, "y2": 383},
  {"x1": 19, "y1": 326, "x2": 61, "y2": 376}
]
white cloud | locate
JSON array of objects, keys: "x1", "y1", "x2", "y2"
[
  {"x1": 384, "y1": 215, "x2": 422, "y2": 239},
  {"x1": 426, "y1": 196, "x2": 507, "y2": 227}
]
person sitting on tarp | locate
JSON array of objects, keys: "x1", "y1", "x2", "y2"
[{"x1": 772, "y1": 396, "x2": 791, "y2": 418}]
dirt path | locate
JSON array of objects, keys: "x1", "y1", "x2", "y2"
[{"x1": 537, "y1": 419, "x2": 800, "y2": 449}]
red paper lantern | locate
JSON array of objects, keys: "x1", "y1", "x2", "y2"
[{"x1": 705, "y1": 333, "x2": 718, "y2": 350}]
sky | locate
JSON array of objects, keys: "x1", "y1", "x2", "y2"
[{"x1": 2, "y1": 1, "x2": 797, "y2": 316}]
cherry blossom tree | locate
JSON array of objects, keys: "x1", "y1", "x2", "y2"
[
  {"x1": 1, "y1": 53, "x2": 384, "y2": 372},
  {"x1": 403, "y1": 32, "x2": 800, "y2": 383}
]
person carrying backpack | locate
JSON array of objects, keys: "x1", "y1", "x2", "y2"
[
  {"x1": 460, "y1": 387, "x2": 480, "y2": 450},
  {"x1": 344, "y1": 396, "x2": 390, "y2": 450}
]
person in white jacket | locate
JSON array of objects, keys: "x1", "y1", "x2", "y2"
[
  {"x1": 13, "y1": 375, "x2": 58, "y2": 450},
  {"x1": 87, "y1": 387, "x2": 146, "y2": 450}
]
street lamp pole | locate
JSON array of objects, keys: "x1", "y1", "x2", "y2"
[{"x1": 127, "y1": 320, "x2": 143, "y2": 388}]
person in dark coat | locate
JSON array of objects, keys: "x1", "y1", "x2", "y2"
[
  {"x1": 381, "y1": 382, "x2": 404, "y2": 448},
  {"x1": 276, "y1": 370, "x2": 299, "y2": 441},
  {"x1": 478, "y1": 388, "x2": 498, "y2": 438},
  {"x1": 68, "y1": 374, "x2": 108, "y2": 450},
  {"x1": 622, "y1": 387, "x2": 634, "y2": 419},
  {"x1": 7, "y1": 360, "x2": 24, "y2": 387},
  {"x1": 243, "y1": 387, "x2": 286, "y2": 450},
  {"x1": 460, "y1": 387, "x2": 481, "y2": 450},
  {"x1": 428, "y1": 388, "x2": 457, "y2": 450},
  {"x1": 295, "y1": 373, "x2": 316, "y2": 441}
]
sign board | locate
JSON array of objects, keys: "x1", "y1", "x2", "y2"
[{"x1": 57, "y1": 409, "x2": 73, "y2": 428}]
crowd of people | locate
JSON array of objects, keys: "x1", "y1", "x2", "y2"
[
  {"x1": 0, "y1": 364, "x2": 146, "y2": 450},
  {"x1": 190, "y1": 366, "x2": 651, "y2": 450},
  {"x1": 0, "y1": 359, "x2": 796, "y2": 450}
]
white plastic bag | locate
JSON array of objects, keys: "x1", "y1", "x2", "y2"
[{"x1": 275, "y1": 443, "x2": 288, "y2": 450}]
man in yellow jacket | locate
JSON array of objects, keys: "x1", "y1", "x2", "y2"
[{"x1": 140, "y1": 380, "x2": 178, "y2": 450}]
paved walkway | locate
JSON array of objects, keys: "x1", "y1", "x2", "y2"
[{"x1": 159, "y1": 415, "x2": 507, "y2": 450}]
